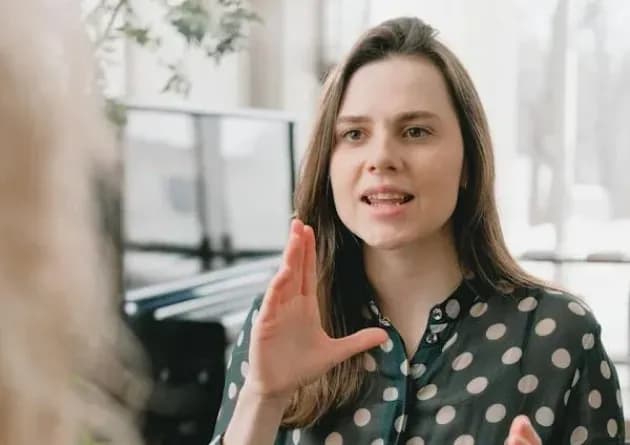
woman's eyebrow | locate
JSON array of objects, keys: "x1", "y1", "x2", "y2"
[
  {"x1": 336, "y1": 115, "x2": 371, "y2": 125},
  {"x1": 336, "y1": 110, "x2": 440, "y2": 126},
  {"x1": 395, "y1": 110, "x2": 440, "y2": 122}
]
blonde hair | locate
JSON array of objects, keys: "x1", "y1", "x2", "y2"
[
  {"x1": 288, "y1": 17, "x2": 549, "y2": 427},
  {"x1": 0, "y1": 1, "x2": 147, "y2": 443}
]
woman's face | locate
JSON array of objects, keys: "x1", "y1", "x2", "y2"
[{"x1": 329, "y1": 55, "x2": 465, "y2": 250}]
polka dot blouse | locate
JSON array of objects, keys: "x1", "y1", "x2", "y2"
[{"x1": 210, "y1": 277, "x2": 625, "y2": 444}]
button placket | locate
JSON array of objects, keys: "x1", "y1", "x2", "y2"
[{"x1": 425, "y1": 304, "x2": 448, "y2": 345}]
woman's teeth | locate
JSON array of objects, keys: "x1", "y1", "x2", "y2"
[{"x1": 363, "y1": 193, "x2": 413, "y2": 205}]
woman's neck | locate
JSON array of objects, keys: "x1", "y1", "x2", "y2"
[{"x1": 363, "y1": 225, "x2": 463, "y2": 319}]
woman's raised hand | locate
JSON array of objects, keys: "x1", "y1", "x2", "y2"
[{"x1": 243, "y1": 219, "x2": 388, "y2": 403}]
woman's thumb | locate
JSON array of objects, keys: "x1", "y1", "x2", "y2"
[{"x1": 330, "y1": 328, "x2": 389, "y2": 366}]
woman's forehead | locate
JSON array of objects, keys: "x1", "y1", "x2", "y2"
[{"x1": 338, "y1": 55, "x2": 455, "y2": 122}]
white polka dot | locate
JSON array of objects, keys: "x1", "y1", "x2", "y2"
[
  {"x1": 371, "y1": 440, "x2": 384, "y2": 445},
  {"x1": 364, "y1": 353, "x2": 377, "y2": 372},
  {"x1": 443, "y1": 333, "x2": 458, "y2": 351},
  {"x1": 432, "y1": 323, "x2": 448, "y2": 333},
  {"x1": 572, "y1": 369, "x2": 580, "y2": 387},
  {"x1": 241, "y1": 361, "x2": 249, "y2": 378},
  {"x1": 400, "y1": 360, "x2": 409, "y2": 376},
  {"x1": 405, "y1": 438, "x2": 424, "y2": 445},
  {"x1": 383, "y1": 387, "x2": 399, "y2": 401},
  {"x1": 292, "y1": 429, "x2": 301, "y2": 444},
  {"x1": 417, "y1": 384, "x2": 438, "y2": 400},
  {"x1": 228, "y1": 382, "x2": 238, "y2": 399},
  {"x1": 502, "y1": 347, "x2": 522, "y2": 365},
  {"x1": 518, "y1": 375, "x2": 539, "y2": 394},
  {"x1": 588, "y1": 390, "x2": 602, "y2": 409},
  {"x1": 535, "y1": 407, "x2": 555, "y2": 427},
  {"x1": 226, "y1": 354, "x2": 233, "y2": 369},
  {"x1": 436, "y1": 405, "x2": 456, "y2": 425},
  {"x1": 570, "y1": 426, "x2": 588, "y2": 445},
  {"x1": 446, "y1": 299, "x2": 461, "y2": 319},
  {"x1": 582, "y1": 333, "x2": 595, "y2": 350},
  {"x1": 485, "y1": 403, "x2": 506, "y2": 423},
  {"x1": 325, "y1": 432, "x2": 343, "y2": 445},
  {"x1": 518, "y1": 296, "x2": 538, "y2": 312},
  {"x1": 607, "y1": 419, "x2": 618, "y2": 437},
  {"x1": 564, "y1": 390, "x2": 571, "y2": 405},
  {"x1": 616, "y1": 389, "x2": 622, "y2": 407},
  {"x1": 237, "y1": 330, "x2": 245, "y2": 346},
  {"x1": 535, "y1": 318, "x2": 556, "y2": 336},
  {"x1": 552, "y1": 349, "x2": 571, "y2": 369},
  {"x1": 470, "y1": 302, "x2": 488, "y2": 318},
  {"x1": 452, "y1": 352, "x2": 474, "y2": 371},
  {"x1": 486, "y1": 323, "x2": 506, "y2": 340},
  {"x1": 466, "y1": 377, "x2": 489, "y2": 395},
  {"x1": 380, "y1": 337, "x2": 394, "y2": 352},
  {"x1": 568, "y1": 301, "x2": 586, "y2": 316},
  {"x1": 601, "y1": 361, "x2": 612, "y2": 379},
  {"x1": 411, "y1": 363, "x2": 427, "y2": 379},
  {"x1": 394, "y1": 414, "x2": 407, "y2": 433},
  {"x1": 353, "y1": 408, "x2": 371, "y2": 426},
  {"x1": 454, "y1": 435, "x2": 474, "y2": 445}
]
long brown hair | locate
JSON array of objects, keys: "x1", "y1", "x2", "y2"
[
  {"x1": 287, "y1": 16, "x2": 548, "y2": 427},
  {"x1": 0, "y1": 1, "x2": 147, "y2": 443}
]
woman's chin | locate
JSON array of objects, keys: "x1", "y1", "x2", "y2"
[{"x1": 360, "y1": 232, "x2": 411, "y2": 251}]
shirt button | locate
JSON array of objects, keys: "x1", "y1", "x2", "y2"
[
  {"x1": 425, "y1": 333, "x2": 439, "y2": 344},
  {"x1": 431, "y1": 307, "x2": 444, "y2": 321}
]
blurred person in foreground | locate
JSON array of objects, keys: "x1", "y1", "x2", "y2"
[{"x1": 0, "y1": 1, "x2": 147, "y2": 444}]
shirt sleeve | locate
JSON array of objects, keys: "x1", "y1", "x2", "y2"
[
  {"x1": 209, "y1": 296, "x2": 263, "y2": 444},
  {"x1": 559, "y1": 322, "x2": 625, "y2": 444}
]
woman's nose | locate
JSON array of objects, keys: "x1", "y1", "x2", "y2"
[{"x1": 366, "y1": 134, "x2": 403, "y2": 174}]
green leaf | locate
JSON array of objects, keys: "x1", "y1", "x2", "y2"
[{"x1": 167, "y1": 0, "x2": 210, "y2": 44}]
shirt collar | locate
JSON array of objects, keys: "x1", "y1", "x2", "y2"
[{"x1": 361, "y1": 272, "x2": 483, "y2": 326}]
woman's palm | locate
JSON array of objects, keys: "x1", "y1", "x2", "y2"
[{"x1": 246, "y1": 219, "x2": 387, "y2": 400}]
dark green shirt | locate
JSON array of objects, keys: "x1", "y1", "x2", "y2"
[{"x1": 211, "y1": 278, "x2": 625, "y2": 444}]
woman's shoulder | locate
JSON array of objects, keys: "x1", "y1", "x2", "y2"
[{"x1": 508, "y1": 283, "x2": 602, "y2": 338}]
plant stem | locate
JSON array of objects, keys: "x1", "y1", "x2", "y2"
[{"x1": 95, "y1": 0, "x2": 128, "y2": 49}]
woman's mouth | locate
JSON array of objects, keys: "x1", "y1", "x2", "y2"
[{"x1": 361, "y1": 192, "x2": 415, "y2": 206}]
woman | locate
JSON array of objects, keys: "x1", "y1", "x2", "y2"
[
  {"x1": 211, "y1": 17, "x2": 624, "y2": 445},
  {"x1": 0, "y1": 0, "x2": 147, "y2": 444}
]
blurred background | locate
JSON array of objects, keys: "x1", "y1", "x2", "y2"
[{"x1": 83, "y1": 0, "x2": 630, "y2": 443}]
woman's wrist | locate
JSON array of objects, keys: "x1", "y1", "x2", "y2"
[
  {"x1": 240, "y1": 381, "x2": 292, "y2": 414},
  {"x1": 223, "y1": 382, "x2": 291, "y2": 445}
]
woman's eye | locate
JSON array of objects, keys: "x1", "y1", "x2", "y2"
[
  {"x1": 342, "y1": 129, "x2": 364, "y2": 141},
  {"x1": 404, "y1": 127, "x2": 430, "y2": 139}
]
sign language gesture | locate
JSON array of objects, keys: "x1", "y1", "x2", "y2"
[{"x1": 243, "y1": 219, "x2": 388, "y2": 402}]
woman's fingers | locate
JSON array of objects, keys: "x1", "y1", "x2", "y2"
[
  {"x1": 260, "y1": 265, "x2": 292, "y2": 313},
  {"x1": 283, "y1": 219, "x2": 305, "y2": 297},
  {"x1": 301, "y1": 225, "x2": 317, "y2": 297},
  {"x1": 506, "y1": 416, "x2": 541, "y2": 445}
]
